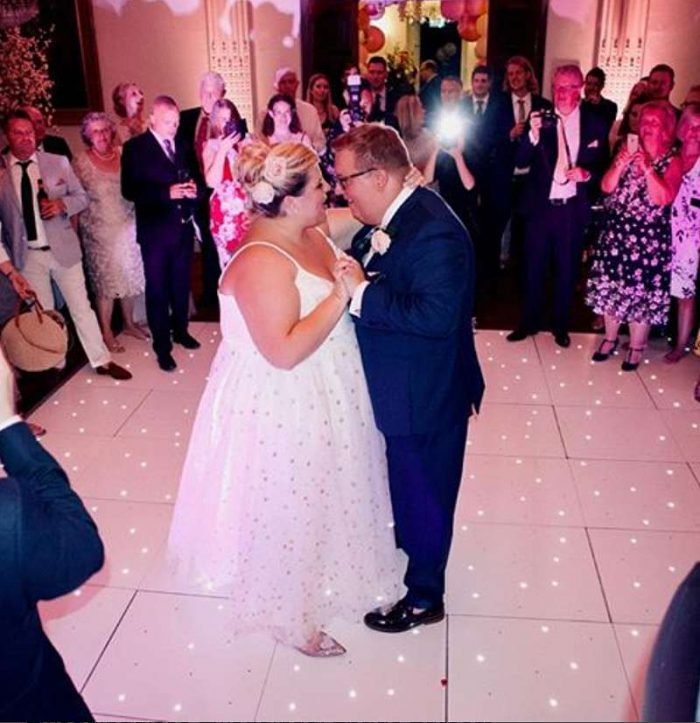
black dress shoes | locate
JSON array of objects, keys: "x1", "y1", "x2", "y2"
[
  {"x1": 95, "y1": 362, "x2": 133, "y2": 380},
  {"x1": 173, "y1": 333, "x2": 200, "y2": 350},
  {"x1": 506, "y1": 328, "x2": 535, "y2": 342},
  {"x1": 364, "y1": 598, "x2": 445, "y2": 633},
  {"x1": 157, "y1": 353, "x2": 177, "y2": 372},
  {"x1": 554, "y1": 332, "x2": 571, "y2": 348}
]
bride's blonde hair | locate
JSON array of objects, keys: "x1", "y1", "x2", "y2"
[{"x1": 237, "y1": 141, "x2": 318, "y2": 217}]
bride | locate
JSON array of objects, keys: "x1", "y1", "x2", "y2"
[{"x1": 168, "y1": 141, "x2": 403, "y2": 656}]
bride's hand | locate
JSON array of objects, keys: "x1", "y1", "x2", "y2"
[
  {"x1": 334, "y1": 254, "x2": 365, "y2": 297},
  {"x1": 403, "y1": 164, "x2": 426, "y2": 189}
]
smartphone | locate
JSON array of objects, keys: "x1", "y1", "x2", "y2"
[
  {"x1": 626, "y1": 133, "x2": 639, "y2": 154},
  {"x1": 224, "y1": 117, "x2": 248, "y2": 138}
]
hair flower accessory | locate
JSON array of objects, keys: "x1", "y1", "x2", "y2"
[
  {"x1": 263, "y1": 155, "x2": 288, "y2": 184},
  {"x1": 370, "y1": 227, "x2": 392, "y2": 255},
  {"x1": 251, "y1": 180, "x2": 275, "y2": 205}
]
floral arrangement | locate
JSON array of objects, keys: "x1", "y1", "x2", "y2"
[
  {"x1": 386, "y1": 45, "x2": 418, "y2": 96},
  {"x1": 0, "y1": 25, "x2": 54, "y2": 123}
]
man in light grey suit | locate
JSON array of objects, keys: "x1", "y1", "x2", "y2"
[{"x1": 0, "y1": 110, "x2": 131, "y2": 380}]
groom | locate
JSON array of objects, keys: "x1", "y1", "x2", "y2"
[{"x1": 333, "y1": 124, "x2": 484, "y2": 632}]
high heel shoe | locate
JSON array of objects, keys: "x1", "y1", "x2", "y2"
[
  {"x1": 296, "y1": 631, "x2": 347, "y2": 658},
  {"x1": 621, "y1": 347, "x2": 644, "y2": 372},
  {"x1": 592, "y1": 338, "x2": 619, "y2": 362}
]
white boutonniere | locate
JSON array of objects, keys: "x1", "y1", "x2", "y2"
[{"x1": 370, "y1": 227, "x2": 392, "y2": 255}]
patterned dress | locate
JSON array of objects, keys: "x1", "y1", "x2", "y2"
[
  {"x1": 670, "y1": 156, "x2": 700, "y2": 299},
  {"x1": 73, "y1": 151, "x2": 145, "y2": 299},
  {"x1": 586, "y1": 151, "x2": 675, "y2": 325}
]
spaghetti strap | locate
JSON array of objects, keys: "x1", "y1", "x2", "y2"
[
  {"x1": 312, "y1": 226, "x2": 341, "y2": 258},
  {"x1": 229, "y1": 241, "x2": 302, "y2": 270}
]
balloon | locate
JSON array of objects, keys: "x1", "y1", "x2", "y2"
[
  {"x1": 465, "y1": 0, "x2": 487, "y2": 15},
  {"x1": 365, "y1": 1, "x2": 385, "y2": 20},
  {"x1": 476, "y1": 12, "x2": 488, "y2": 36},
  {"x1": 358, "y1": 6, "x2": 370, "y2": 31},
  {"x1": 475, "y1": 35, "x2": 487, "y2": 58},
  {"x1": 440, "y1": 0, "x2": 465, "y2": 21},
  {"x1": 458, "y1": 16, "x2": 479, "y2": 42},
  {"x1": 364, "y1": 25, "x2": 385, "y2": 53}
]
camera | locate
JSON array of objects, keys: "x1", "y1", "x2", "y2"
[
  {"x1": 346, "y1": 73, "x2": 364, "y2": 123},
  {"x1": 436, "y1": 109, "x2": 466, "y2": 149},
  {"x1": 539, "y1": 108, "x2": 558, "y2": 129},
  {"x1": 224, "y1": 117, "x2": 248, "y2": 138}
]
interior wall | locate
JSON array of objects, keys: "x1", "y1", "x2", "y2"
[
  {"x1": 543, "y1": 0, "x2": 700, "y2": 109},
  {"x1": 644, "y1": 0, "x2": 700, "y2": 106},
  {"x1": 59, "y1": 0, "x2": 302, "y2": 150}
]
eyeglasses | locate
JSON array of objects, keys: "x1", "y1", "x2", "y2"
[{"x1": 335, "y1": 167, "x2": 377, "y2": 190}]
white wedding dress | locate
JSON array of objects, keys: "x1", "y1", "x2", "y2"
[{"x1": 168, "y1": 236, "x2": 402, "y2": 647}]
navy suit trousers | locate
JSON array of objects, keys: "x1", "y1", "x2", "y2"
[
  {"x1": 141, "y1": 224, "x2": 194, "y2": 358},
  {"x1": 385, "y1": 419, "x2": 469, "y2": 608}
]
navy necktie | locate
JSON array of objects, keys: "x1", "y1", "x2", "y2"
[
  {"x1": 163, "y1": 138, "x2": 175, "y2": 163},
  {"x1": 18, "y1": 161, "x2": 38, "y2": 241}
]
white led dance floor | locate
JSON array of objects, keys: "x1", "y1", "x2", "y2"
[{"x1": 31, "y1": 324, "x2": 700, "y2": 722}]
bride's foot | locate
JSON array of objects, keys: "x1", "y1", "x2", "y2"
[
  {"x1": 123, "y1": 324, "x2": 150, "y2": 341},
  {"x1": 296, "y1": 631, "x2": 346, "y2": 658}
]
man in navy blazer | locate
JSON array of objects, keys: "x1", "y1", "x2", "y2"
[
  {"x1": 507, "y1": 64, "x2": 609, "y2": 347},
  {"x1": 0, "y1": 348, "x2": 104, "y2": 721},
  {"x1": 333, "y1": 124, "x2": 484, "y2": 633},
  {"x1": 122, "y1": 95, "x2": 204, "y2": 372}
]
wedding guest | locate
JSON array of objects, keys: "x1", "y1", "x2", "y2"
[
  {"x1": 73, "y1": 112, "x2": 147, "y2": 353},
  {"x1": 682, "y1": 85, "x2": 700, "y2": 110},
  {"x1": 112, "y1": 82, "x2": 147, "y2": 144},
  {"x1": 587, "y1": 101, "x2": 683, "y2": 370},
  {"x1": 648, "y1": 63, "x2": 681, "y2": 117},
  {"x1": 177, "y1": 71, "x2": 228, "y2": 307},
  {"x1": 665, "y1": 104, "x2": 700, "y2": 362},
  {"x1": 256, "y1": 68, "x2": 325, "y2": 152},
  {"x1": 121, "y1": 95, "x2": 203, "y2": 372},
  {"x1": 202, "y1": 98, "x2": 251, "y2": 268},
  {"x1": 582, "y1": 67, "x2": 618, "y2": 132},
  {"x1": 261, "y1": 94, "x2": 312, "y2": 147},
  {"x1": 19, "y1": 105, "x2": 72, "y2": 160},
  {"x1": 0, "y1": 346, "x2": 104, "y2": 722},
  {"x1": 418, "y1": 59, "x2": 442, "y2": 125},
  {"x1": 609, "y1": 79, "x2": 650, "y2": 149},
  {"x1": 0, "y1": 110, "x2": 132, "y2": 381},
  {"x1": 168, "y1": 141, "x2": 401, "y2": 656},
  {"x1": 306, "y1": 72, "x2": 340, "y2": 136},
  {"x1": 610, "y1": 97, "x2": 649, "y2": 155}
]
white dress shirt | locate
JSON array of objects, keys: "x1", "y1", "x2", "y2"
[
  {"x1": 511, "y1": 92, "x2": 532, "y2": 123},
  {"x1": 549, "y1": 105, "x2": 581, "y2": 201},
  {"x1": 349, "y1": 186, "x2": 415, "y2": 317},
  {"x1": 8, "y1": 152, "x2": 50, "y2": 250},
  {"x1": 149, "y1": 128, "x2": 177, "y2": 161}
]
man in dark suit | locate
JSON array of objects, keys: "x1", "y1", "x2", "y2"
[
  {"x1": 462, "y1": 65, "x2": 512, "y2": 289},
  {"x1": 0, "y1": 347, "x2": 104, "y2": 721},
  {"x1": 176, "y1": 71, "x2": 226, "y2": 309},
  {"x1": 366, "y1": 55, "x2": 403, "y2": 117},
  {"x1": 582, "y1": 67, "x2": 618, "y2": 133},
  {"x1": 418, "y1": 59, "x2": 441, "y2": 126},
  {"x1": 122, "y1": 95, "x2": 203, "y2": 372},
  {"x1": 333, "y1": 124, "x2": 484, "y2": 633},
  {"x1": 507, "y1": 64, "x2": 609, "y2": 347}
]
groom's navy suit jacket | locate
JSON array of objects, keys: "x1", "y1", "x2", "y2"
[{"x1": 350, "y1": 187, "x2": 484, "y2": 437}]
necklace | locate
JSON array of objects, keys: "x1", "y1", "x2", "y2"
[{"x1": 91, "y1": 147, "x2": 118, "y2": 162}]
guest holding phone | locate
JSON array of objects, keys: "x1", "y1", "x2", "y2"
[{"x1": 203, "y1": 98, "x2": 252, "y2": 268}]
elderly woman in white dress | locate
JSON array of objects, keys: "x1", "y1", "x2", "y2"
[
  {"x1": 73, "y1": 112, "x2": 147, "y2": 352},
  {"x1": 666, "y1": 104, "x2": 700, "y2": 362}
]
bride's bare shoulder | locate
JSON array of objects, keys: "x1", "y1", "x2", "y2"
[{"x1": 219, "y1": 239, "x2": 296, "y2": 296}]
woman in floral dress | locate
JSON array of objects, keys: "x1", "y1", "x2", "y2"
[
  {"x1": 586, "y1": 101, "x2": 683, "y2": 370},
  {"x1": 665, "y1": 105, "x2": 700, "y2": 362}
]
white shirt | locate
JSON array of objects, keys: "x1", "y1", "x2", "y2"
[
  {"x1": 149, "y1": 128, "x2": 177, "y2": 161},
  {"x1": 8, "y1": 152, "x2": 49, "y2": 249},
  {"x1": 349, "y1": 186, "x2": 416, "y2": 317},
  {"x1": 511, "y1": 92, "x2": 532, "y2": 123},
  {"x1": 549, "y1": 105, "x2": 581, "y2": 201},
  {"x1": 472, "y1": 93, "x2": 490, "y2": 114}
]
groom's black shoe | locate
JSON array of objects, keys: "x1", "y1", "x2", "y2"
[{"x1": 364, "y1": 598, "x2": 445, "y2": 633}]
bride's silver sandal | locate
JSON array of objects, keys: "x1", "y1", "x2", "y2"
[{"x1": 296, "y1": 631, "x2": 347, "y2": 658}]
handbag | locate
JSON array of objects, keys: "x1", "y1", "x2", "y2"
[{"x1": 0, "y1": 297, "x2": 68, "y2": 372}]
